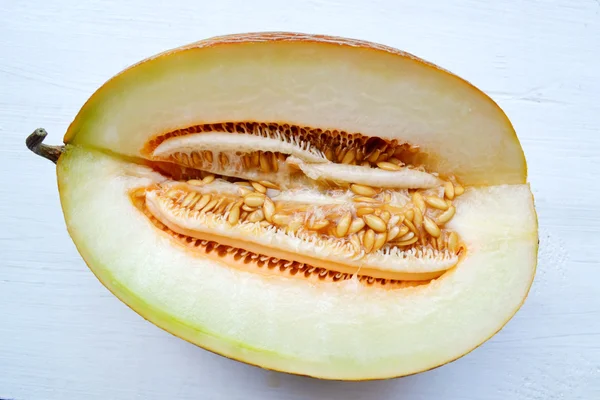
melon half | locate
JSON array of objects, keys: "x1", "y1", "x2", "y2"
[{"x1": 27, "y1": 32, "x2": 538, "y2": 380}]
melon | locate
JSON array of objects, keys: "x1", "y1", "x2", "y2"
[{"x1": 26, "y1": 32, "x2": 538, "y2": 380}]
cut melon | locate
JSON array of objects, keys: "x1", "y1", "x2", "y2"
[{"x1": 27, "y1": 32, "x2": 537, "y2": 380}]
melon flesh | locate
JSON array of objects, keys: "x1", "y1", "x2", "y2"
[
  {"x1": 42, "y1": 33, "x2": 538, "y2": 380},
  {"x1": 65, "y1": 33, "x2": 525, "y2": 187},
  {"x1": 58, "y1": 145, "x2": 536, "y2": 380}
]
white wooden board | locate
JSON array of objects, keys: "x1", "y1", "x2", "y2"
[{"x1": 1, "y1": 0, "x2": 599, "y2": 399}]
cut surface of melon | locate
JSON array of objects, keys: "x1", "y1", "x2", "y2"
[
  {"x1": 65, "y1": 33, "x2": 525, "y2": 186},
  {"x1": 38, "y1": 33, "x2": 539, "y2": 380},
  {"x1": 57, "y1": 146, "x2": 536, "y2": 380}
]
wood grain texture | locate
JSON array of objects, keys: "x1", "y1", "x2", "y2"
[{"x1": 1, "y1": 0, "x2": 599, "y2": 399}]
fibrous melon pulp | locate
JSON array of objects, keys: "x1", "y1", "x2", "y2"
[{"x1": 27, "y1": 32, "x2": 538, "y2": 380}]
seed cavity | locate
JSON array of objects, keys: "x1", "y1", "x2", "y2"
[
  {"x1": 142, "y1": 178, "x2": 464, "y2": 281},
  {"x1": 139, "y1": 121, "x2": 468, "y2": 284}
]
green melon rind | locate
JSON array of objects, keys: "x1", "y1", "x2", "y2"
[{"x1": 56, "y1": 145, "x2": 537, "y2": 380}]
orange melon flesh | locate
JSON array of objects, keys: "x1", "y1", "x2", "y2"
[{"x1": 49, "y1": 33, "x2": 537, "y2": 380}]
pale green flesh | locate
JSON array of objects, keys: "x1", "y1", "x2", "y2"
[
  {"x1": 66, "y1": 39, "x2": 525, "y2": 186},
  {"x1": 58, "y1": 145, "x2": 537, "y2": 380}
]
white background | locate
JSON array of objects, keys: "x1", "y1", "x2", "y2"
[{"x1": 1, "y1": 0, "x2": 599, "y2": 399}]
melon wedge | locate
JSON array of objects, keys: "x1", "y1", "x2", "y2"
[{"x1": 28, "y1": 32, "x2": 538, "y2": 380}]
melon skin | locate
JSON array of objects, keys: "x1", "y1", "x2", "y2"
[{"x1": 56, "y1": 145, "x2": 537, "y2": 380}]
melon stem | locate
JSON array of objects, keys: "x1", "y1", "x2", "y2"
[{"x1": 26, "y1": 128, "x2": 64, "y2": 164}]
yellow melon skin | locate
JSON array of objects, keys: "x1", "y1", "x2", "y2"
[{"x1": 45, "y1": 33, "x2": 537, "y2": 380}]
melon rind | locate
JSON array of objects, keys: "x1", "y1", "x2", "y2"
[{"x1": 57, "y1": 145, "x2": 537, "y2": 380}]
